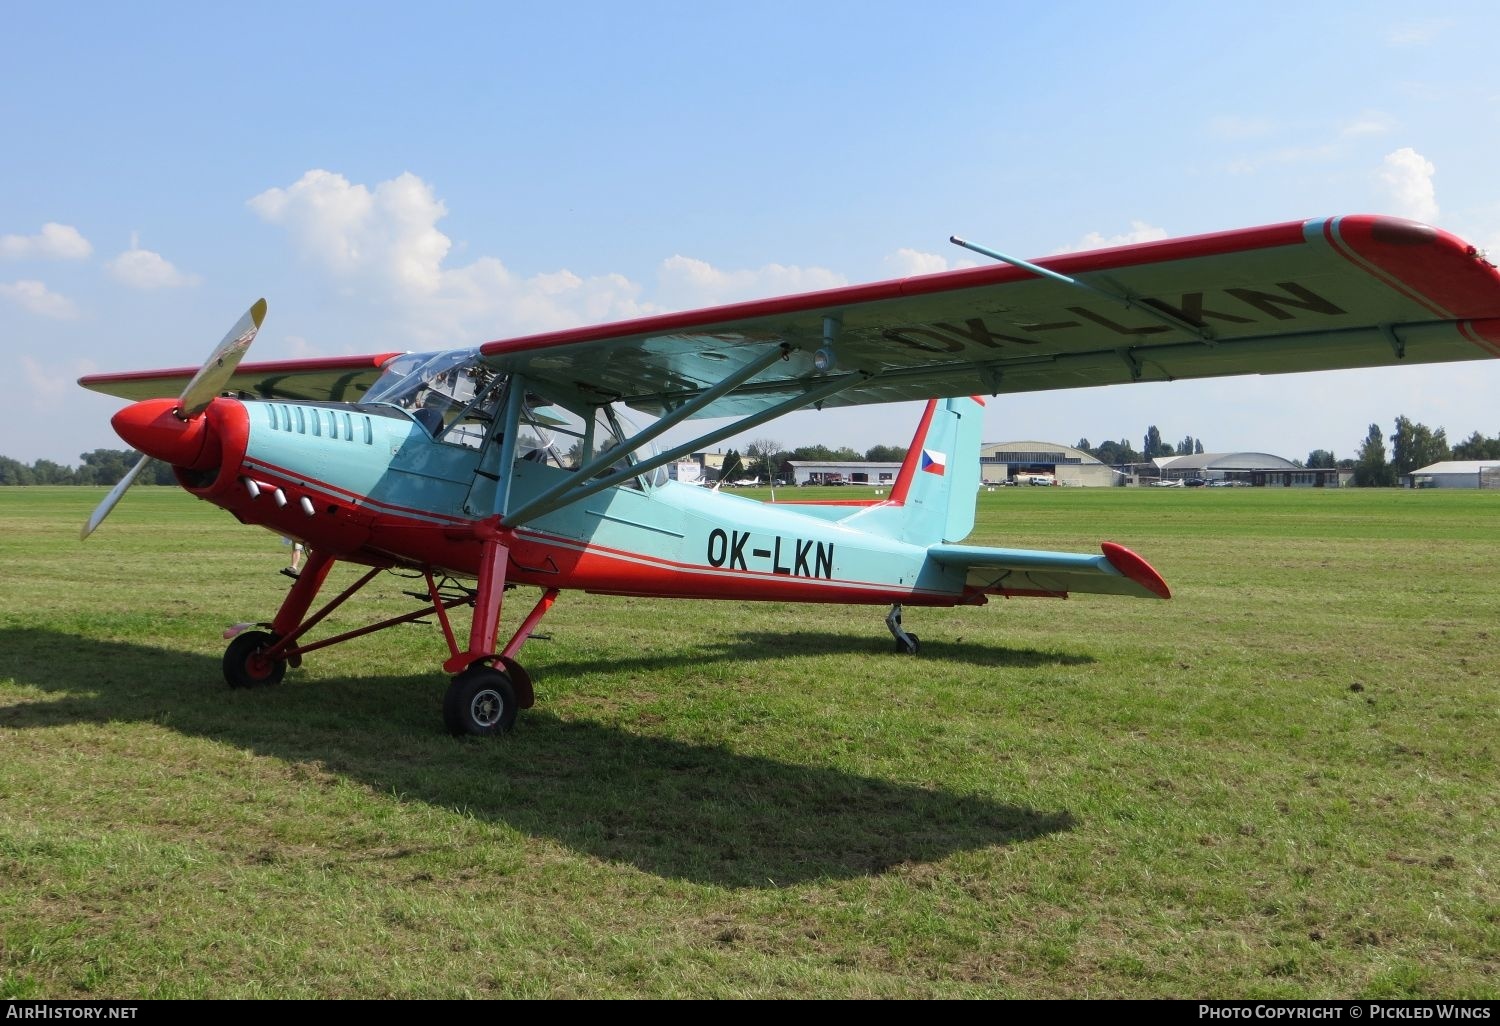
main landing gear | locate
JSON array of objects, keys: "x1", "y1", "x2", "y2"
[
  {"x1": 219, "y1": 538, "x2": 557, "y2": 737},
  {"x1": 223, "y1": 629, "x2": 287, "y2": 688},
  {"x1": 886, "y1": 603, "x2": 920, "y2": 655},
  {"x1": 443, "y1": 664, "x2": 518, "y2": 736}
]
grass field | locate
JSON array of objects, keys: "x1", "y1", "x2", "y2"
[{"x1": 1, "y1": 484, "x2": 1496, "y2": 998}]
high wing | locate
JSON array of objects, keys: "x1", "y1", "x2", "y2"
[
  {"x1": 479, "y1": 215, "x2": 1500, "y2": 419},
  {"x1": 79, "y1": 353, "x2": 404, "y2": 404},
  {"x1": 926, "y1": 541, "x2": 1173, "y2": 601}
]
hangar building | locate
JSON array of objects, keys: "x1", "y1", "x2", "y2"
[
  {"x1": 980, "y1": 441, "x2": 1121, "y2": 487},
  {"x1": 1410, "y1": 460, "x2": 1500, "y2": 489},
  {"x1": 1156, "y1": 452, "x2": 1338, "y2": 487}
]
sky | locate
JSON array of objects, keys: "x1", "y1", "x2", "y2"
[{"x1": 4, "y1": 1, "x2": 1500, "y2": 467}]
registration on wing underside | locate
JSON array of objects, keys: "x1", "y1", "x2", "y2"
[{"x1": 877, "y1": 281, "x2": 1348, "y2": 355}]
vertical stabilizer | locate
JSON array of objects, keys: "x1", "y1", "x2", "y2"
[{"x1": 842, "y1": 396, "x2": 984, "y2": 545}]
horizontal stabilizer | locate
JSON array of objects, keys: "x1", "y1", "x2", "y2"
[{"x1": 926, "y1": 540, "x2": 1170, "y2": 600}]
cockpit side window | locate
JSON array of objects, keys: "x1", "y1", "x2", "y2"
[
  {"x1": 509, "y1": 395, "x2": 666, "y2": 491},
  {"x1": 361, "y1": 349, "x2": 499, "y2": 449}
]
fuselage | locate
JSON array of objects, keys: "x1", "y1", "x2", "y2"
[{"x1": 132, "y1": 396, "x2": 973, "y2": 608}]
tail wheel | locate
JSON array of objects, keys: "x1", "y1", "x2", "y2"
[
  {"x1": 894, "y1": 632, "x2": 920, "y2": 655},
  {"x1": 223, "y1": 630, "x2": 287, "y2": 688},
  {"x1": 444, "y1": 665, "x2": 518, "y2": 737}
]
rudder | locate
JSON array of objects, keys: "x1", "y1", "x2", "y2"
[{"x1": 844, "y1": 396, "x2": 984, "y2": 545}]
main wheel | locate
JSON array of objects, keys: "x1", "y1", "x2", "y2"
[
  {"x1": 443, "y1": 666, "x2": 518, "y2": 736},
  {"x1": 223, "y1": 630, "x2": 287, "y2": 688},
  {"x1": 894, "y1": 632, "x2": 920, "y2": 655}
]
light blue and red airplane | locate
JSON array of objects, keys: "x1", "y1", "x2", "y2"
[{"x1": 79, "y1": 215, "x2": 1500, "y2": 735}]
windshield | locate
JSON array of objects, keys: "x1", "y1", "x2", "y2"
[{"x1": 362, "y1": 349, "x2": 500, "y2": 448}]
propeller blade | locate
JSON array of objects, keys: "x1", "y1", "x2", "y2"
[
  {"x1": 80, "y1": 453, "x2": 152, "y2": 540},
  {"x1": 177, "y1": 298, "x2": 267, "y2": 418},
  {"x1": 83, "y1": 300, "x2": 266, "y2": 539}
]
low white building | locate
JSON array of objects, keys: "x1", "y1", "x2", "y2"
[
  {"x1": 1410, "y1": 460, "x2": 1500, "y2": 489},
  {"x1": 784, "y1": 460, "x2": 902, "y2": 486}
]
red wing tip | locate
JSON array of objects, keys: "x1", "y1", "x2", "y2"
[
  {"x1": 1364, "y1": 216, "x2": 1439, "y2": 246},
  {"x1": 1101, "y1": 541, "x2": 1172, "y2": 599}
]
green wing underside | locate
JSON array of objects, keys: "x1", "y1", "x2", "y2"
[{"x1": 481, "y1": 216, "x2": 1500, "y2": 420}]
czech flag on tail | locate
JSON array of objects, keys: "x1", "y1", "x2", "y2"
[{"x1": 920, "y1": 447, "x2": 947, "y2": 476}]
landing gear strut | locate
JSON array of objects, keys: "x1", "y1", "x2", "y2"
[
  {"x1": 218, "y1": 537, "x2": 559, "y2": 735},
  {"x1": 887, "y1": 603, "x2": 920, "y2": 655}
]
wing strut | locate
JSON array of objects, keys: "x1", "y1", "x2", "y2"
[
  {"x1": 491, "y1": 373, "x2": 531, "y2": 517},
  {"x1": 572, "y1": 343, "x2": 790, "y2": 481},
  {"x1": 501, "y1": 368, "x2": 872, "y2": 528},
  {"x1": 950, "y1": 235, "x2": 1216, "y2": 344},
  {"x1": 497, "y1": 344, "x2": 788, "y2": 523}
]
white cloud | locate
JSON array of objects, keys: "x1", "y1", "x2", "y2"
[
  {"x1": 655, "y1": 255, "x2": 846, "y2": 310},
  {"x1": 884, "y1": 248, "x2": 958, "y2": 276},
  {"x1": 1225, "y1": 143, "x2": 1340, "y2": 176},
  {"x1": 248, "y1": 169, "x2": 450, "y2": 294},
  {"x1": 1342, "y1": 110, "x2": 1393, "y2": 137},
  {"x1": 107, "y1": 239, "x2": 200, "y2": 289},
  {"x1": 250, "y1": 169, "x2": 853, "y2": 345},
  {"x1": 282, "y1": 335, "x2": 324, "y2": 359},
  {"x1": 0, "y1": 222, "x2": 93, "y2": 260},
  {"x1": 1377, "y1": 147, "x2": 1438, "y2": 222},
  {"x1": 1052, "y1": 221, "x2": 1169, "y2": 254},
  {"x1": 20, "y1": 354, "x2": 76, "y2": 402},
  {"x1": 0, "y1": 279, "x2": 79, "y2": 319},
  {"x1": 415, "y1": 255, "x2": 655, "y2": 345},
  {"x1": 1387, "y1": 19, "x2": 1453, "y2": 46}
]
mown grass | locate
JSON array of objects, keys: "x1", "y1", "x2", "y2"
[{"x1": 0, "y1": 485, "x2": 1495, "y2": 998}]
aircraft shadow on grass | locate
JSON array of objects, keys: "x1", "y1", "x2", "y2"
[
  {"x1": 0, "y1": 627, "x2": 1074, "y2": 888},
  {"x1": 532, "y1": 628, "x2": 1098, "y2": 679}
]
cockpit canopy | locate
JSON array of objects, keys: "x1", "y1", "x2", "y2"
[{"x1": 361, "y1": 349, "x2": 665, "y2": 484}]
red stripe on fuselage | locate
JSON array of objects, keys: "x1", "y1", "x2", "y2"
[
  {"x1": 768, "y1": 499, "x2": 885, "y2": 507},
  {"x1": 210, "y1": 462, "x2": 965, "y2": 607},
  {"x1": 241, "y1": 456, "x2": 472, "y2": 525},
  {"x1": 509, "y1": 528, "x2": 958, "y2": 605}
]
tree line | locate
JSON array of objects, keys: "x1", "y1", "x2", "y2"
[
  {"x1": 1079, "y1": 419, "x2": 1499, "y2": 486},
  {"x1": 717, "y1": 440, "x2": 910, "y2": 483},
  {"x1": 5, "y1": 418, "x2": 1496, "y2": 487},
  {"x1": 1350, "y1": 418, "x2": 1500, "y2": 486},
  {"x1": 0, "y1": 449, "x2": 176, "y2": 486},
  {"x1": 1074, "y1": 427, "x2": 1207, "y2": 467}
]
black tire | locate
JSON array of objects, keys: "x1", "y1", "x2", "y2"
[
  {"x1": 443, "y1": 666, "x2": 518, "y2": 737},
  {"x1": 223, "y1": 630, "x2": 287, "y2": 688},
  {"x1": 894, "y1": 632, "x2": 920, "y2": 655}
]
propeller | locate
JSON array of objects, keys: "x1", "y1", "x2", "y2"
[{"x1": 81, "y1": 299, "x2": 267, "y2": 540}]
